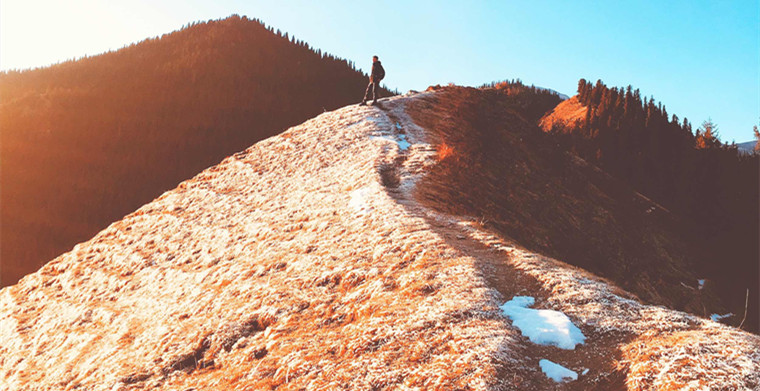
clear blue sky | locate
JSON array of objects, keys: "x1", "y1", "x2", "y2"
[{"x1": 2, "y1": 0, "x2": 758, "y2": 142}]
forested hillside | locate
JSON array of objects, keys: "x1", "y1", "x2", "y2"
[
  {"x1": 541, "y1": 79, "x2": 759, "y2": 331},
  {"x1": 0, "y1": 15, "x2": 390, "y2": 286}
]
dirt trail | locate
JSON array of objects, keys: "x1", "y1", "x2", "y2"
[
  {"x1": 374, "y1": 89, "x2": 759, "y2": 390},
  {"x1": 373, "y1": 97, "x2": 628, "y2": 390}
]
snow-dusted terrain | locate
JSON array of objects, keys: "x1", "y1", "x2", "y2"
[{"x1": 0, "y1": 89, "x2": 758, "y2": 390}]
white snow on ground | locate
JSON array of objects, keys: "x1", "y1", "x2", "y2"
[
  {"x1": 0, "y1": 92, "x2": 526, "y2": 389},
  {"x1": 539, "y1": 359, "x2": 578, "y2": 382},
  {"x1": 501, "y1": 296, "x2": 585, "y2": 349},
  {"x1": 370, "y1": 133, "x2": 410, "y2": 151},
  {"x1": 711, "y1": 313, "x2": 733, "y2": 322},
  {"x1": 397, "y1": 134, "x2": 410, "y2": 151},
  {"x1": 464, "y1": 221, "x2": 760, "y2": 389},
  {"x1": 349, "y1": 187, "x2": 373, "y2": 215}
]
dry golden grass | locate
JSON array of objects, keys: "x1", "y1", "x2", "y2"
[
  {"x1": 621, "y1": 328, "x2": 760, "y2": 390},
  {"x1": 0, "y1": 89, "x2": 757, "y2": 391},
  {"x1": 0, "y1": 93, "x2": 529, "y2": 390},
  {"x1": 437, "y1": 143, "x2": 455, "y2": 161},
  {"x1": 538, "y1": 96, "x2": 588, "y2": 133}
]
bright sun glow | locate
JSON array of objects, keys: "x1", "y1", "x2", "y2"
[{"x1": 0, "y1": 0, "x2": 209, "y2": 71}]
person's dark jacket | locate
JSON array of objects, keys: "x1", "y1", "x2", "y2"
[{"x1": 371, "y1": 61, "x2": 385, "y2": 82}]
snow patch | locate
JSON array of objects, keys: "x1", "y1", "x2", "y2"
[
  {"x1": 349, "y1": 187, "x2": 373, "y2": 215},
  {"x1": 710, "y1": 313, "x2": 733, "y2": 322},
  {"x1": 500, "y1": 296, "x2": 585, "y2": 349},
  {"x1": 397, "y1": 134, "x2": 410, "y2": 151},
  {"x1": 539, "y1": 359, "x2": 578, "y2": 382},
  {"x1": 371, "y1": 134, "x2": 410, "y2": 152}
]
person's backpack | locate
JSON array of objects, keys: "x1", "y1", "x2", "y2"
[{"x1": 376, "y1": 63, "x2": 385, "y2": 82}]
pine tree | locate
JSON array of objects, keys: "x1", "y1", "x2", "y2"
[
  {"x1": 696, "y1": 119, "x2": 720, "y2": 149},
  {"x1": 578, "y1": 79, "x2": 591, "y2": 102}
]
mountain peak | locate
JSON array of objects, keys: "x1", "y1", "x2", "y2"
[{"x1": 0, "y1": 14, "x2": 385, "y2": 287}]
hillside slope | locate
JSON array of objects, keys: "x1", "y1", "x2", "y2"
[
  {"x1": 737, "y1": 140, "x2": 757, "y2": 155},
  {"x1": 1, "y1": 88, "x2": 757, "y2": 390},
  {"x1": 0, "y1": 15, "x2": 389, "y2": 286},
  {"x1": 538, "y1": 96, "x2": 587, "y2": 132},
  {"x1": 540, "y1": 84, "x2": 759, "y2": 332},
  {"x1": 410, "y1": 87, "x2": 721, "y2": 318}
]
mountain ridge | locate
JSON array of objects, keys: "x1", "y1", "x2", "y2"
[
  {"x1": 0, "y1": 14, "x2": 390, "y2": 287},
  {"x1": 737, "y1": 140, "x2": 757, "y2": 154},
  {"x1": 1, "y1": 87, "x2": 757, "y2": 390}
]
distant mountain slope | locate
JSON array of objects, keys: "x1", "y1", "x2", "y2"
[
  {"x1": 540, "y1": 80, "x2": 759, "y2": 332},
  {"x1": 1, "y1": 89, "x2": 757, "y2": 390},
  {"x1": 0, "y1": 15, "x2": 389, "y2": 286},
  {"x1": 410, "y1": 85, "x2": 722, "y2": 320},
  {"x1": 737, "y1": 140, "x2": 757, "y2": 154}
]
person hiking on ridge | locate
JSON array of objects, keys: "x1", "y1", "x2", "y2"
[{"x1": 360, "y1": 55, "x2": 385, "y2": 106}]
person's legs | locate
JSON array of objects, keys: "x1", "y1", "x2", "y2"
[
  {"x1": 371, "y1": 81, "x2": 379, "y2": 104},
  {"x1": 362, "y1": 80, "x2": 374, "y2": 103}
]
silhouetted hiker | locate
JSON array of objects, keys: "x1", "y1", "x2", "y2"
[{"x1": 360, "y1": 55, "x2": 385, "y2": 105}]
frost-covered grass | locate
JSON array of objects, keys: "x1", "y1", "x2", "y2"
[
  {"x1": 0, "y1": 92, "x2": 528, "y2": 390},
  {"x1": 622, "y1": 328, "x2": 760, "y2": 390},
  {"x1": 461, "y1": 221, "x2": 760, "y2": 389},
  {"x1": 1, "y1": 88, "x2": 757, "y2": 391}
]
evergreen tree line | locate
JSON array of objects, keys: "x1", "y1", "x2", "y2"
[
  {"x1": 481, "y1": 79, "x2": 565, "y2": 121},
  {"x1": 0, "y1": 15, "x2": 393, "y2": 286},
  {"x1": 549, "y1": 79, "x2": 759, "y2": 329}
]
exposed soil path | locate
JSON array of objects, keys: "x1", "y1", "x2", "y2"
[{"x1": 374, "y1": 97, "x2": 629, "y2": 390}]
